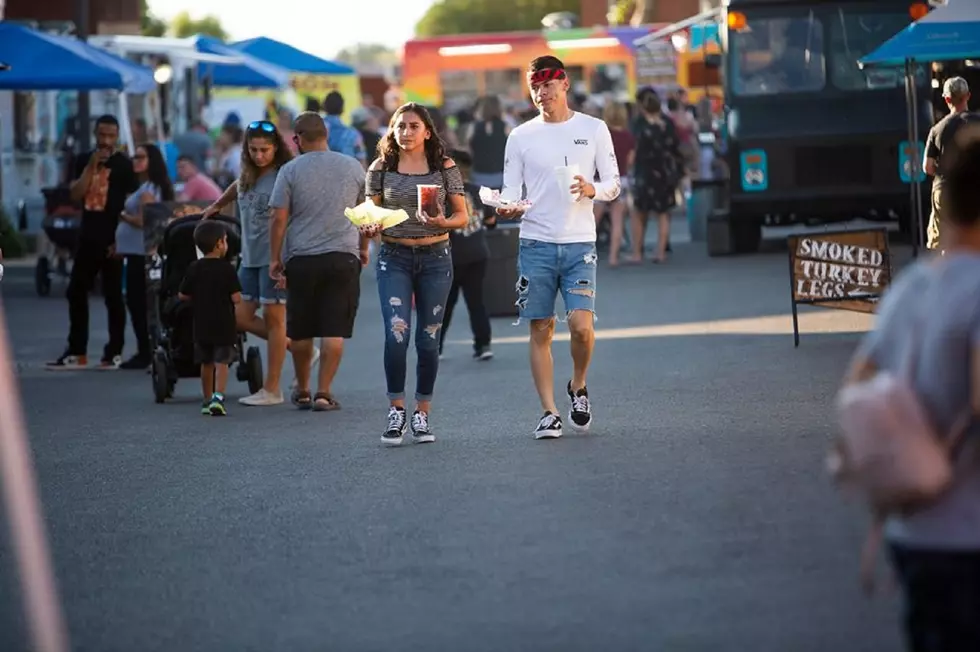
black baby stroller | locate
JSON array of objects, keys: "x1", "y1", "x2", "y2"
[
  {"x1": 148, "y1": 214, "x2": 263, "y2": 403},
  {"x1": 36, "y1": 187, "x2": 81, "y2": 296}
]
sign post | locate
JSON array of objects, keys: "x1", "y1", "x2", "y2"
[{"x1": 787, "y1": 228, "x2": 892, "y2": 347}]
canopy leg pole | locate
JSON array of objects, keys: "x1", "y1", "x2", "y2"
[
  {"x1": 154, "y1": 88, "x2": 167, "y2": 161},
  {"x1": 904, "y1": 59, "x2": 919, "y2": 259},
  {"x1": 118, "y1": 92, "x2": 135, "y2": 157},
  {"x1": 909, "y1": 59, "x2": 924, "y2": 257}
]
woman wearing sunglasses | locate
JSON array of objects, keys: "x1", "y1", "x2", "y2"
[
  {"x1": 203, "y1": 120, "x2": 295, "y2": 406},
  {"x1": 116, "y1": 143, "x2": 174, "y2": 370}
]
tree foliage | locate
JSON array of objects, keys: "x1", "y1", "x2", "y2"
[
  {"x1": 140, "y1": 0, "x2": 167, "y2": 37},
  {"x1": 335, "y1": 43, "x2": 398, "y2": 67},
  {"x1": 170, "y1": 12, "x2": 228, "y2": 40},
  {"x1": 139, "y1": 3, "x2": 229, "y2": 39},
  {"x1": 414, "y1": 0, "x2": 581, "y2": 37}
]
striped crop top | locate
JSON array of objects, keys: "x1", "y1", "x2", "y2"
[{"x1": 365, "y1": 161, "x2": 465, "y2": 239}]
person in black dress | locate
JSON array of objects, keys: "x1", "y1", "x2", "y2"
[{"x1": 630, "y1": 89, "x2": 682, "y2": 264}]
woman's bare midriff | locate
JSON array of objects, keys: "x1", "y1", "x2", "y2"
[{"x1": 382, "y1": 234, "x2": 449, "y2": 247}]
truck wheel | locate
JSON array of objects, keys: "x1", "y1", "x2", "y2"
[{"x1": 732, "y1": 219, "x2": 762, "y2": 254}]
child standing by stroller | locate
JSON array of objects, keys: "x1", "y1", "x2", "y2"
[{"x1": 178, "y1": 221, "x2": 242, "y2": 415}]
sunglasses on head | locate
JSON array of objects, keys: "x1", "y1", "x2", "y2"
[{"x1": 247, "y1": 120, "x2": 277, "y2": 133}]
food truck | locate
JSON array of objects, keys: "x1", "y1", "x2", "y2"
[
  {"x1": 401, "y1": 25, "x2": 722, "y2": 112},
  {"x1": 643, "y1": 0, "x2": 935, "y2": 253}
]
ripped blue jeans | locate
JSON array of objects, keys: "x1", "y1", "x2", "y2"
[
  {"x1": 515, "y1": 239, "x2": 598, "y2": 322},
  {"x1": 376, "y1": 241, "x2": 454, "y2": 401}
]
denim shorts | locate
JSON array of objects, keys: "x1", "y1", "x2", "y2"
[
  {"x1": 515, "y1": 238, "x2": 598, "y2": 321},
  {"x1": 238, "y1": 265, "x2": 287, "y2": 305}
]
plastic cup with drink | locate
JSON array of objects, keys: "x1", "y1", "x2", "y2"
[
  {"x1": 417, "y1": 184, "x2": 442, "y2": 222},
  {"x1": 555, "y1": 157, "x2": 582, "y2": 203}
]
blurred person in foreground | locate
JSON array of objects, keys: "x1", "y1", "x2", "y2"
[{"x1": 844, "y1": 129, "x2": 980, "y2": 651}]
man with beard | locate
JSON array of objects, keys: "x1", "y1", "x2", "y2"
[{"x1": 47, "y1": 115, "x2": 138, "y2": 370}]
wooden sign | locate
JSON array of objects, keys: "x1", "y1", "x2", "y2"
[{"x1": 787, "y1": 228, "x2": 892, "y2": 347}]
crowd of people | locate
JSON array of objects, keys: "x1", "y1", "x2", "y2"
[
  {"x1": 16, "y1": 50, "x2": 980, "y2": 651},
  {"x1": 42, "y1": 56, "x2": 621, "y2": 444}
]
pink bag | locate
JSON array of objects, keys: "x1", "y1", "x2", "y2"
[
  {"x1": 833, "y1": 372, "x2": 965, "y2": 512},
  {"x1": 830, "y1": 317, "x2": 972, "y2": 592}
]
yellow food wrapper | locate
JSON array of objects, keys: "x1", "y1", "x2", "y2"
[{"x1": 344, "y1": 201, "x2": 410, "y2": 229}]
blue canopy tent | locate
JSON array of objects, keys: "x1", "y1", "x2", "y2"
[
  {"x1": 858, "y1": 0, "x2": 980, "y2": 255},
  {"x1": 0, "y1": 23, "x2": 156, "y2": 155},
  {"x1": 191, "y1": 35, "x2": 290, "y2": 88},
  {"x1": 227, "y1": 37, "x2": 355, "y2": 75},
  {"x1": 859, "y1": 0, "x2": 980, "y2": 67},
  {"x1": 0, "y1": 23, "x2": 155, "y2": 93}
]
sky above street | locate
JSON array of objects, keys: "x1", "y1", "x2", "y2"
[{"x1": 148, "y1": 0, "x2": 435, "y2": 57}]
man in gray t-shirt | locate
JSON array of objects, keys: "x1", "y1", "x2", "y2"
[{"x1": 269, "y1": 112, "x2": 367, "y2": 408}]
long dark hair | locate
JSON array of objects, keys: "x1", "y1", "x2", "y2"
[
  {"x1": 239, "y1": 123, "x2": 293, "y2": 192},
  {"x1": 377, "y1": 102, "x2": 447, "y2": 173},
  {"x1": 139, "y1": 142, "x2": 174, "y2": 201}
]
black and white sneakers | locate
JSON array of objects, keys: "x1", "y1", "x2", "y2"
[
  {"x1": 533, "y1": 385, "x2": 592, "y2": 440},
  {"x1": 566, "y1": 382, "x2": 592, "y2": 432},
  {"x1": 534, "y1": 411, "x2": 564, "y2": 440},
  {"x1": 382, "y1": 406, "x2": 435, "y2": 445},
  {"x1": 411, "y1": 410, "x2": 435, "y2": 444},
  {"x1": 382, "y1": 406, "x2": 408, "y2": 446}
]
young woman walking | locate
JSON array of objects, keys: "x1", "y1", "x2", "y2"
[{"x1": 359, "y1": 103, "x2": 468, "y2": 445}]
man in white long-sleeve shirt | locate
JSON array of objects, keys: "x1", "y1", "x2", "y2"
[{"x1": 497, "y1": 55, "x2": 621, "y2": 440}]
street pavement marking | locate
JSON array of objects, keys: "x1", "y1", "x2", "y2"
[{"x1": 454, "y1": 311, "x2": 875, "y2": 345}]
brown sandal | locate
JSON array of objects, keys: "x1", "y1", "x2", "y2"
[
  {"x1": 291, "y1": 389, "x2": 312, "y2": 410},
  {"x1": 312, "y1": 393, "x2": 341, "y2": 411}
]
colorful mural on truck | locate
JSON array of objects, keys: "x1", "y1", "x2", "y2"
[{"x1": 401, "y1": 23, "x2": 721, "y2": 108}]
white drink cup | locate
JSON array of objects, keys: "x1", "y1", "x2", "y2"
[{"x1": 554, "y1": 163, "x2": 582, "y2": 203}]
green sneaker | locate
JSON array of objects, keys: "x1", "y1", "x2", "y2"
[
  {"x1": 201, "y1": 399, "x2": 211, "y2": 416},
  {"x1": 209, "y1": 393, "x2": 227, "y2": 416}
]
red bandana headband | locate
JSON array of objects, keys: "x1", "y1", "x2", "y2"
[{"x1": 529, "y1": 68, "x2": 566, "y2": 85}]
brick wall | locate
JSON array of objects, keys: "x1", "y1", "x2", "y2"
[
  {"x1": 580, "y1": 0, "x2": 706, "y2": 27},
  {"x1": 4, "y1": 0, "x2": 140, "y2": 30}
]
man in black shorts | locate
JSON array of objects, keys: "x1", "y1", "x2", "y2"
[
  {"x1": 269, "y1": 112, "x2": 367, "y2": 410},
  {"x1": 923, "y1": 77, "x2": 980, "y2": 251}
]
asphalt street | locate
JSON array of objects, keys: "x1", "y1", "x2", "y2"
[{"x1": 0, "y1": 234, "x2": 908, "y2": 651}]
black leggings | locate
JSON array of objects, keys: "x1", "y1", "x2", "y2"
[{"x1": 124, "y1": 255, "x2": 150, "y2": 357}]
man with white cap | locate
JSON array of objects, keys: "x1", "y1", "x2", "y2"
[{"x1": 923, "y1": 76, "x2": 980, "y2": 251}]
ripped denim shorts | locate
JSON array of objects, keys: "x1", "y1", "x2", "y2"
[{"x1": 515, "y1": 238, "x2": 597, "y2": 322}]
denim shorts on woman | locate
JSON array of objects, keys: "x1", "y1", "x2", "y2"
[
  {"x1": 515, "y1": 238, "x2": 598, "y2": 321},
  {"x1": 238, "y1": 265, "x2": 287, "y2": 305}
]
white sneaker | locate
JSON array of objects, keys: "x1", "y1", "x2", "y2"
[
  {"x1": 238, "y1": 388, "x2": 285, "y2": 406},
  {"x1": 290, "y1": 345, "x2": 321, "y2": 390}
]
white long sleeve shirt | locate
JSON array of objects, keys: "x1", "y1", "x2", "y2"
[{"x1": 500, "y1": 112, "x2": 621, "y2": 244}]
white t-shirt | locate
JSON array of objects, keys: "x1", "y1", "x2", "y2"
[{"x1": 500, "y1": 112, "x2": 621, "y2": 244}]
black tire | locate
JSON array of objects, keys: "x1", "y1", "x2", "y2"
[
  {"x1": 235, "y1": 343, "x2": 249, "y2": 382},
  {"x1": 246, "y1": 346, "x2": 263, "y2": 395},
  {"x1": 35, "y1": 258, "x2": 51, "y2": 296},
  {"x1": 152, "y1": 354, "x2": 169, "y2": 404}
]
